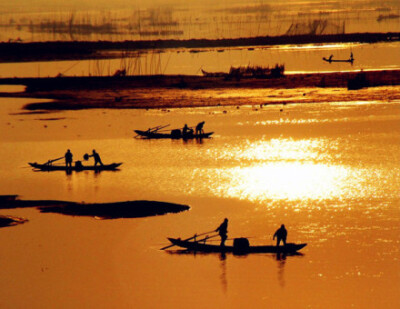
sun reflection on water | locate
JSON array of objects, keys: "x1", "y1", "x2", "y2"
[
  {"x1": 211, "y1": 162, "x2": 352, "y2": 203},
  {"x1": 211, "y1": 138, "x2": 332, "y2": 163},
  {"x1": 204, "y1": 138, "x2": 369, "y2": 204}
]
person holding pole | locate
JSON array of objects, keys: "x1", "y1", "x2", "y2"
[
  {"x1": 215, "y1": 218, "x2": 229, "y2": 247},
  {"x1": 65, "y1": 149, "x2": 73, "y2": 168}
]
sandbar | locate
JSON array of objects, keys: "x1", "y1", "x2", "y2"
[{"x1": 0, "y1": 195, "x2": 190, "y2": 219}]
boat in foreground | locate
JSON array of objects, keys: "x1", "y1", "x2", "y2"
[
  {"x1": 135, "y1": 130, "x2": 213, "y2": 139},
  {"x1": 29, "y1": 162, "x2": 122, "y2": 171},
  {"x1": 167, "y1": 237, "x2": 307, "y2": 254}
]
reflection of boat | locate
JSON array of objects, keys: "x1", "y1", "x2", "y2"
[
  {"x1": 29, "y1": 162, "x2": 122, "y2": 171},
  {"x1": 135, "y1": 130, "x2": 213, "y2": 139},
  {"x1": 167, "y1": 237, "x2": 307, "y2": 254}
]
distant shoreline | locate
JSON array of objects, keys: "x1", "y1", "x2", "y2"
[
  {"x1": 0, "y1": 32, "x2": 399, "y2": 63},
  {"x1": 0, "y1": 70, "x2": 399, "y2": 111}
]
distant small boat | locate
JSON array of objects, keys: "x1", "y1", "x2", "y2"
[
  {"x1": 29, "y1": 162, "x2": 122, "y2": 171},
  {"x1": 134, "y1": 130, "x2": 213, "y2": 140},
  {"x1": 323, "y1": 54, "x2": 354, "y2": 64},
  {"x1": 167, "y1": 237, "x2": 307, "y2": 254}
]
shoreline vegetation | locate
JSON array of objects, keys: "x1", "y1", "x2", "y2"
[
  {"x1": 0, "y1": 32, "x2": 399, "y2": 62},
  {"x1": 0, "y1": 32, "x2": 399, "y2": 111},
  {"x1": 0, "y1": 195, "x2": 190, "y2": 220},
  {"x1": 0, "y1": 70, "x2": 399, "y2": 111}
]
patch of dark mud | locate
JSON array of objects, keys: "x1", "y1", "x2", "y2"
[
  {"x1": 34, "y1": 117, "x2": 66, "y2": 121},
  {"x1": 0, "y1": 195, "x2": 190, "y2": 219},
  {"x1": 0, "y1": 32, "x2": 398, "y2": 62},
  {"x1": 39, "y1": 201, "x2": 190, "y2": 219},
  {"x1": 0, "y1": 215, "x2": 28, "y2": 228}
]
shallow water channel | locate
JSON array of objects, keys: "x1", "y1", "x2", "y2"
[
  {"x1": 0, "y1": 41, "x2": 399, "y2": 78},
  {"x1": 0, "y1": 96, "x2": 399, "y2": 308}
]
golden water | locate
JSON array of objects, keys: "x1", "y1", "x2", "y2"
[{"x1": 0, "y1": 96, "x2": 399, "y2": 307}]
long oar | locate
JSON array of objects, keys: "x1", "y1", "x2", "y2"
[
  {"x1": 160, "y1": 230, "x2": 216, "y2": 250},
  {"x1": 150, "y1": 124, "x2": 170, "y2": 133},
  {"x1": 206, "y1": 236, "x2": 256, "y2": 242},
  {"x1": 133, "y1": 124, "x2": 170, "y2": 138},
  {"x1": 44, "y1": 156, "x2": 64, "y2": 165},
  {"x1": 193, "y1": 234, "x2": 220, "y2": 243}
]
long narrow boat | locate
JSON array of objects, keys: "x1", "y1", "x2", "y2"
[
  {"x1": 29, "y1": 162, "x2": 122, "y2": 171},
  {"x1": 167, "y1": 237, "x2": 307, "y2": 254},
  {"x1": 322, "y1": 57, "x2": 354, "y2": 63},
  {"x1": 135, "y1": 130, "x2": 213, "y2": 139}
]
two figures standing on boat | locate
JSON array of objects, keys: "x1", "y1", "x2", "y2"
[
  {"x1": 65, "y1": 149, "x2": 103, "y2": 167},
  {"x1": 215, "y1": 219, "x2": 288, "y2": 247},
  {"x1": 324, "y1": 52, "x2": 354, "y2": 64},
  {"x1": 182, "y1": 121, "x2": 205, "y2": 136}
]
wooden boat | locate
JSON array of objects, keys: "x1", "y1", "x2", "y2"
[
  {"x1": 323, "y1": 56, "x2": 354, "y2": 63},
  {"x1": 134, "y1": 130, "x2": 213, "y2": 139},
  {"x1": 29, "y1": 162, "x2": 122, "y2": 171},
  {"x1": 167, "y1": 237, "x2": 307, "y2": 254}
]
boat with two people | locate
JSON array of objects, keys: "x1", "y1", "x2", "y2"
[
  {"x1": 161, "y1": 222, "x2": 307, "y2": 255},
  {"x1": 29, "y1": 150, "x2": 122, "y2": 171},
  {"x1": 323, "y1": 52, "x2": 354, "y2": 64},
  {"x1": 134, "y1": 123, "x2": 213, "y2": 140},
  {"x1": 165, "y1": 237, "x2": 306, "y2": 254}
]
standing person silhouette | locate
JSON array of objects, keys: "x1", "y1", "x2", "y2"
[
  {"x1": 65, "y1": 149, "x2": 73, "y2": 168},
  {"x1": 215, "y1": 218, "x2": 228, "y2": 247},
  {"x1": 273, "y1": 224, "x2": 287, "y2": 247},
  {"x1": 195, "y1": 121, "x2": 205, "y2": 135},
  {"x1": 91, "y1": 149, "x2": 103, "y2": 166}
]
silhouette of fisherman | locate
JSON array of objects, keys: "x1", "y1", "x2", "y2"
[
  {"x1": 182, "y1": 124, "x2": 193, "y2": 136},
  {"x1": 215, "y1": 218, "x2": 228, "y2": 247},
  {"x1": 273, "y1": 224, "x2": 287, "y2": 247},
  {"x1": 195, "y1": 121, "x2": 205, "y2": 135},
  {"x1": 90, "y1": 149, "x2": 103, "y2": 166},
  {"x1": 65, "y1": 149, "x2": 73, "y2": 168}
]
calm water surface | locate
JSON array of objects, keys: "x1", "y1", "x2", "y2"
[
  {"x1": 0, "y1": 97, "x2": 399, "y2": 308},
  {"x1": 0, "y1": 42, "x2": 399, "y2": 78}
]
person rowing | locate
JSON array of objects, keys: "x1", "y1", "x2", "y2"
[
  {"x1": 215, "y1": 218, "x2": 228, "y2": 247},
  {"x1": 182, "y1": 124, "x2": 193, "y2": 136}
]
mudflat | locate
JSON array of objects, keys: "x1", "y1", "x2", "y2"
[
  {"x1": 0, "y1": 195, "x2": 190, "y2": 219},
  {"x1": 0, "y1": 32, "x2": 398, "y2": 62},
  {"x1": 0, "y1": 70, "x2": 399, "y2": 111}
]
